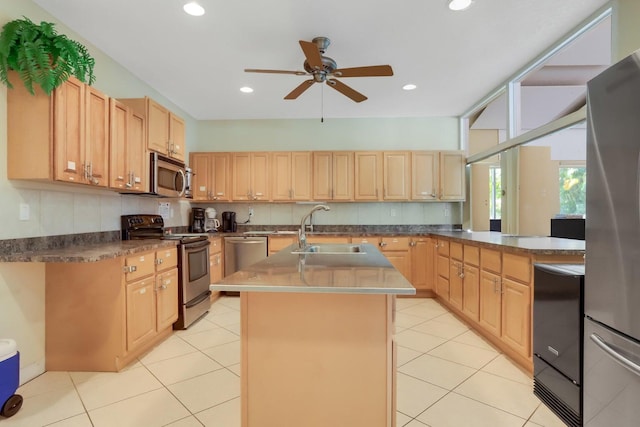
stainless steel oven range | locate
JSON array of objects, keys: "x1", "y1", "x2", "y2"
[{"x1": 121, "y1": 214, "x2": 211, "y2": 329}]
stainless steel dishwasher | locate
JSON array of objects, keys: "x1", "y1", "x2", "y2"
[{"x1": 224, "y1": 236, "x2": 268, "y2": 283}]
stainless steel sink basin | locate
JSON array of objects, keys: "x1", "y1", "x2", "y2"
[{"x1": 291, "y1": 244, "x2": 366, "y2": 255}]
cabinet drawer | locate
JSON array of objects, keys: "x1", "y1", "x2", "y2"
[
  {"x1": 380, "y1": 236, "x2": 410, "y2": 251},
  {"x1": 351, "y1": 236, "x2": 381, "y2": 246},
  {"x1": 208, "y1": 237, "x2": 222, "y2": 254},
  {"x1": 307, "y1": 235, "x2": 350, "y2": 244},
  {"x1": 481, "y1": 248, "x2": 501, "y2": 274},
  {"x1": 437, "y1": 239, "x2": 450, "y2": 257},
  {"x1": 156, "y1": 247, "x2": 178, "y2": 271},
  {"x1": 450, "y1": 241, "x2": 463, "y2": 261},
  {"x1": 269, "y1": 236, "x2": 296, "y2": 254},
  {"x1": 503, "y1": 252, "x2": 531, "y2": 284},
  {"x1": 124, "y1": 251, "x2": 156, "y2": 281},
  {"x1": 464, "y1": 245, "x2": 479, "y2": 267}
]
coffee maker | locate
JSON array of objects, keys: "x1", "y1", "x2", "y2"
[
  {"x1": 221, "y1": 211, "x2": 237, "y2": 232},
  {"x1": 204, "y1": 207, "x2": 220, "y2": 232},
  {"x1": 190, "y1": 208, "x2": 205, "y2": 233}
]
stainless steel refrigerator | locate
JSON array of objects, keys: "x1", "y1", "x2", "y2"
[{"x1": 584, "y1": 50, "x2": 640, "y2": 426}]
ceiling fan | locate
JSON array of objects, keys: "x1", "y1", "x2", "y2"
[{"x1": 245, "y1": 37, "x2": 393, "y2": 103}]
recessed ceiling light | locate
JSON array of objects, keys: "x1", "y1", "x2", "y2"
[
  {"x1": 402, "y1": 84, "x2": 417, "y2": 91},
  {"x1": 183, "y1": 2, "x2": 205, "y2": 16},
  {"x1": 240, "y1": 86, "x2": 254, "y2": 93},
  {"x1": 448, "y1": 0, "x2": 473, "y2": 11}
]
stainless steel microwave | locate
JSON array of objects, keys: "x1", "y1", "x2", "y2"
[{"x1": 151, "y1": 153, "x2": 187, "y2": 197}]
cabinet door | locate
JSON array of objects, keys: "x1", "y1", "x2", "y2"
[
  {"x1": 85, "y1": 86, "x2": 109, "y2": 187},
  {"x1": 313, "y1": 152, "x2": 333, "y2": 200},
  {"x1": 210, "y1": 253, "x2": 223, "y2": 282},
  {"x1": 449, "y1": 260, "x2": 463, "y2": 310},
  {"x1": 147, "y1": 98, "x2": 170, "y2": 154},
  {"x1": 269, "y1": 236, "x2": 296, "y2": 255},
  {"x1": 411, "y1": 239, "x2": 431, "y2": 290},
  {"x1": 383, "y1": 252, "x2": 411, "y2": 281},
  {"x1": 251, "y1": 153, "x2": 270, "y2": 200},
  {"x1": 129, "y1": 110, "x2": 147, "y2": 192},
  {"x1": 232, "y1": 153, "x2": 252, "y2": 200},
  {"x1": 211, "y1": 153, "x2": 231, "y2": 201},
  {"x1": 156, "y1": 268, "x2": 179, "y2": 331},
  {"x1": 383, "y1": 152, "x2": 410, "y2": 200},
  {"x1": 271, "y1": 152, "x2": 292, "y2": 201},
  {"x1": 436, "y1": 275, "x2": 450, "y2": 300},
  {"x1": 411, "y1": 151, "x2": 438, "y2": 200},
  {"x1": 462, "y1": 264, "x2": 480, "y2": 322},
  {"x1": 191, "y1": 153, "x2": 211, "y2": 201},
  {"x1": 54, "y1": 77, "x2": 85, "y2": 184},
  {"x1": 354, "y1": 152, "x2": 383, "y2": 200},
  {"x1": 291, "y1": 152, "x2": 312, "y2": 200},
  {"x1": 479, "y1": 270, "x2": 501, "y2": 337},
  {"x1": 333, "y1": 152, "x2": 354, "y2": 200},
  {"x1": 501, "y1": 278, "x2": 531, "y2": 358},
  {"x1": 169, "y1": 113, "x2": 185, "y2": 161},
  {"x1": 109, "y1": 99, "x2": 128, "y2": 190},
  {"x1": 440, "y1": 151, "x2": 465, "y2": 201},
  {"x1": 126, "y1": 277, "x2": 156, "y2": 351}
]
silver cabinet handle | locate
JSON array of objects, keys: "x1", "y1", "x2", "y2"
[
  {"x1": 590, "y1": 333, "x2": 640, "y2": 377},
  {"x1": 123, "y1": 265, "x2": 137, "y2": 273}
]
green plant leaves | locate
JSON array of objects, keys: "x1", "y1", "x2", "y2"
[{"x1": 0, "y1": 16, "x2": 96, "y2": 95}]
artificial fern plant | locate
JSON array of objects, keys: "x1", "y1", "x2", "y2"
[{"x1": 0, "y1": 17, "x2": 95, "y2": 95}]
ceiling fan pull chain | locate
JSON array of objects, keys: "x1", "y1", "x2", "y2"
[{"x1": 321, "y1": 81, "x2": 324, "y2": 123}]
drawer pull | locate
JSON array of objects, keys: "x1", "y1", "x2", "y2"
[{"x1": 123, "y1": 265, "x2": 137, "y2": 273}]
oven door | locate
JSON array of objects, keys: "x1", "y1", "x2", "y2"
[
  {"x1": 181, "y1": 239, "x2": 211, "y2": 302},
  {"x1": 152, "y1": 153, "x2": 186, "y2": 197}
]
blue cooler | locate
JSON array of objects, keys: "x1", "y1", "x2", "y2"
[{"x1": 0, "y1": 339, "x2": 23, "y2": 418}]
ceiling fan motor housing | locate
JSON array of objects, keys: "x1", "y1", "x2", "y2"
[{"x1": 304, "y1": 56, "x2": 337, "y2": 82}]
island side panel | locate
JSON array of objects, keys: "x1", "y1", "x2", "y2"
[{"x1": 241, "y1": 292, "x2": 395, "y2": 427}]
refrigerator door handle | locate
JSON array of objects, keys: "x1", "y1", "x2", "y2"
[{"x1": 590, "y1": 333, "x2": 640, "y2": 377}]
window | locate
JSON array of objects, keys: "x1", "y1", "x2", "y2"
[
  {"x1": 489, "y1": 166, "x2": 502, "y2": 219},
  {"x1": 559, "y1": 166, "x2": 586, "y2": 215}
]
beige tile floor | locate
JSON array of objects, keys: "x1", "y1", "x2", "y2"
[{"x1": 2, "y1": 296, "x2": 567, "y2": 427}]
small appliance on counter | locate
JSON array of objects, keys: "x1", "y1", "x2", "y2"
[
  {"x1": 222, "y1": 211, "x2": 237, "y2": 232},
  {"x1": 190, "y1": 208, "x2": 205, "y2": 233},
  {"x1": 204, "y1": 207, "x2": 220, "y2": 232}
]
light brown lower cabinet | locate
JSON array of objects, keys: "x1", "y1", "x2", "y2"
[
  {"x1": 209, "y1": 236, "x2": 223, "y2": 301},
  {"x1": 409, "y1": 237, "x2": 434, "y2": 295},
  {"x1": 478, "y1": 269, "x2": 502, "y2": 337},
  {"x1": 45, "y1": 246, "x2": 179, "y2": 372},
  {"x1": 379, "y1": 237, "x2": 411, "y2": 281}
]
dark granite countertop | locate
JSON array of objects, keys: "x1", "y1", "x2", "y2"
[
  {"x1": 0, "y1": 239, "x2": 178, "y2": 263},
  {"x1": 430, "y1": 231, "x2": 585, "y2": 256}
]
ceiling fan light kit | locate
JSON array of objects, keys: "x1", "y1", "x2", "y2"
[{"x1": 245, "y1": 36, "x2": 393, "y2": 103}]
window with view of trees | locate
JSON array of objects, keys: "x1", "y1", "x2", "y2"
[
  {"x1": 559, "y1": 167, "x2": 586, "y2": 215},
  {"x1": 489, "y1": 166, "x2": 502, "y2": 219}
]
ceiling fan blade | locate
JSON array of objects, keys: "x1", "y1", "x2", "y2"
[
  {"x1": 284, "y1": 79, "x2": 315, "y2": 100},
  {"x1": 333, "y1": 65, "x2": 394, "y2": 78},
  {"x1": 245, "y1": 69, "x2": 307, "y2": 76},
  {"x1": 326, "y1": 79, "x2": 367, "y2": 103},
  {"x1": 299, "y1": 40, "x2": 323, "y2": 70}
]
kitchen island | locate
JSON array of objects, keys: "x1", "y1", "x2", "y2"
[{"x1": 211, "y1": 243, "x2": 415, "y2": 427}]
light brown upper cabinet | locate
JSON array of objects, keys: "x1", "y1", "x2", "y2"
[
  {"x1": 355, "y1": 152, "x2": 383, "y2": 201},
  {"x1": 439, "y1": 151, "x2": 466, "y2": 201},
  {"x1": 383, "y1": 151, "x2": 411, "y2": 200},
  {"x1": 271, "y1": 152, "x2": 312, "y2": 201},
  {"x1": 109, "y1": 99, "x2": 147, "y2": 192},
  {"x1": 411, "y1": 151, "x2": 466, "y2": 201},
  {"x1": 411, "y1": 151, "x2": 438, "y2": 200},
  {"x1": 232, "y1": 152, "x2": 270, "y2": 201},
  {"x1": 119, "y1": 97, "x2": 186, "y2": 162},
  {"x1": 313, "y1": 152, "x2": 354, "y2": 201},
  {"x1": 190, "y1": 152, "x2": 232, "y2": 201},
  {"x1": 7, "y1": 75, "x2": 109, "y2": 187}
]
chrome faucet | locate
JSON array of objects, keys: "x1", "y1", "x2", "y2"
[{"x1": 298, "y1": 204, "x2": 330, "y2": 249}]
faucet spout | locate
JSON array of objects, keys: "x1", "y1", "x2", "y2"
[{"x1": 298, "y1": 204, "x2": 330, "y2": 249}]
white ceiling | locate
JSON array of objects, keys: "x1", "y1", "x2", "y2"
[{"x1": 33, "y1": 0, "x2": 609, "y2": 121}]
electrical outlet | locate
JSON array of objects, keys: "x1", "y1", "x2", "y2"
[
  {"x1": 390, "y1": 208, "x2": 397, "y2": 217},
  {"x1": 19, "y1": 203, "x2": 29, "y2": 221},
  {"x1": 443, "y1": 207, "x2": 450, "y2": 217}
]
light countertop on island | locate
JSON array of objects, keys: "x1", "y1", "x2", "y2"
[
  {"x1": 211, "y1": 243, "x2": 416, "y2": 295},
  {"x1": 430, "y1": 231, "x2": 585, "y2": 255}
]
